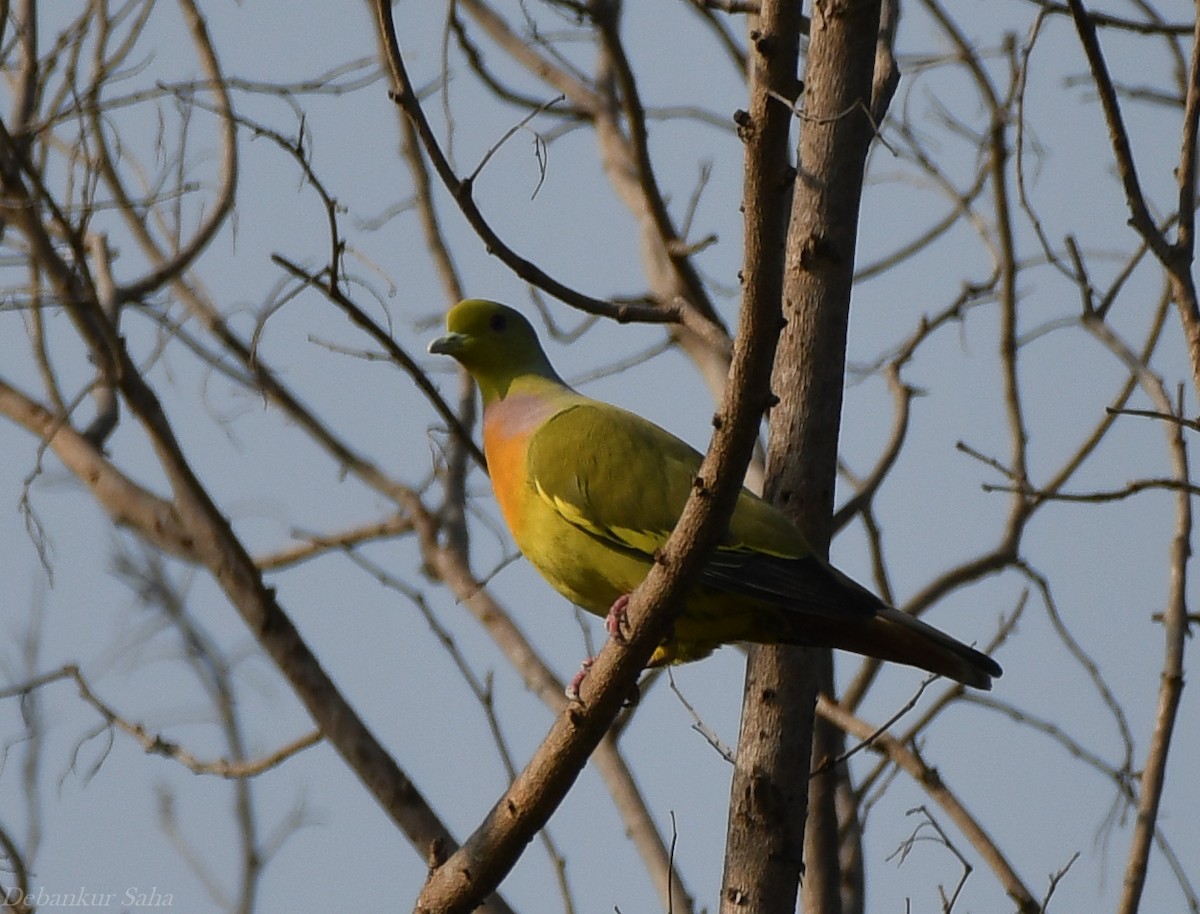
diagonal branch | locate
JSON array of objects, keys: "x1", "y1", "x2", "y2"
[
  {"x1": 271, "y1": 254, "x2": 487, "y2": 471},
  {"x1": 87, "y1": 0, "x2": 238, "y2": 303},
  {"x1": 1063, "y1": 0, "x2": 1171, "y2": 260},
  {"x1": 719, "y1": 0, "x2": 810, "y2": 910},
  {"x1": 372, "y1": 0, "x2": 727, "y2": 354},
  {"x1": 0, "y1": 378, "x2": 195, "y2": 558},
  {"x1": 411, "y1": 60, "x2": 787, "y2": 913},
  {"x1": 418, "y1": 540, "x2": 696, "y2": 914},
  {"x1": 817, "y1": 696, "x2": 1039, "y2": 913}
]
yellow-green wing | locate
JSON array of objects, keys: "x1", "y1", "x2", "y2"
[
  {"x1": 525, "y1": 402, "x2": 878, "y2": 620},
  {"x1": 525, "y1": 402, "x2": 704, "y2": 560}
]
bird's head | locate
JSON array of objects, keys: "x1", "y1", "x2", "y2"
[{"x1": 428, "y1": 299, "x2": 562, "y2": 403}]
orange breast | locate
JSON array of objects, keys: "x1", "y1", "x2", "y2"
[{"x1": 483, "y1": 414, "x2": 531, "y2": 540}]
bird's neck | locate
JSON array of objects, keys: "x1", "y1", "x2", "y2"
[
  {"x1": 482, "y1": 380, "x2": 575, "y2": 465},
  {"x1": 478, "y1": 368, "x2": 570, "y2": 408}
]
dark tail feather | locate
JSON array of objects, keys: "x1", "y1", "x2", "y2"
[
  {"x1": 706, "y1": 550, "x2": 1002, "y2": 688},
  {"x1": 786, "y1": 606, "x2": 1002, "y2": 689},
  {"x1": 803, "y1": 563, "x2": 1002, "y2": 689},
  {"x1": 863, "y1": 608, "x2": 1000, "y2": 689}
]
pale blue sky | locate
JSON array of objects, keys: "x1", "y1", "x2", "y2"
[{"x1": 2, "y1": 2, "x2": 1197, "y2": 912}]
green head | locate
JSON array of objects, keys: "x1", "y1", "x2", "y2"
[{"x1": 428, "y1": 299, "x2": 562, "y2": 403}]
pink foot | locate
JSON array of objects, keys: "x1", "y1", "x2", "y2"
[
  {"x1": 565, "y1": 657, "x2": 595, "y2": 702},
  {"x1": 564, "y1": 657, "x2": 641, "y2": 708},
  {"x1": 605, "y1": 594, "x2": 631, "y2": 643}
]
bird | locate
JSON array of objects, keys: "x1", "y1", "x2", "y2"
[{"x1": 428, "y1": 299, "x2": 1002, "y2": 690}]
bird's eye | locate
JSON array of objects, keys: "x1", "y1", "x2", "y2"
[{"x1": 490, "y1": 313, "x2": 507, "y2": 332}]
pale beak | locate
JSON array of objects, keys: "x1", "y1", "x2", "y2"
[{"x1": 427, "y1": 332, "x2": 466, "y2": 356}]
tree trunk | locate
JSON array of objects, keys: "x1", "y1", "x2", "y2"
[{"x1": 723, "y1": 0, "x2": 883, "y2": 912}]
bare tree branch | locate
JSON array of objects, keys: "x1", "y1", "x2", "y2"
[{"x1": 818, "y1": 696, "x2": 1039, "y2": 913}]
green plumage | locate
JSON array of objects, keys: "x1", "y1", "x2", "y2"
[
  {"x1": 429, "y1": 299, "x2": 1001, "y2": 687},
  {"x1": 529, "y1": 403, "x2": 802, "y2": 563}
]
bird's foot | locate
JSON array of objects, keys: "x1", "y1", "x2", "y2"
[
  {"x1": 605, "y1": 594, "x2": 631, "y2": 644},
  {"x1": 565, "y1": 657, "x2": 595, "y2": 703},
  {"x1": 564, "y1": 657, "x2": 641, "y2": 708}
]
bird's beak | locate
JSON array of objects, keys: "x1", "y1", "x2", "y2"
[{"x1": 427, "y1": 331, "x2": 466, "y2": 356}]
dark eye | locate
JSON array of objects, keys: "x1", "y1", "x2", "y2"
[{"x1": 489, "y1": 313, "x2": 507, "y2": 332}]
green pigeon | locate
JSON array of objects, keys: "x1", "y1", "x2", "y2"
[{"x1": 429, "y1": 299, "x2": 1001, "y2": 690}]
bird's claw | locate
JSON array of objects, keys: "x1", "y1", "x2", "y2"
[
  {"x1": 565, "y1": 657, "x2": 595, "y2": 703},
  {"x1": 605, "y1": 594, "x2": 631, "y2": 644},
  {"x1": 566, "y1": 593, "x2": 638, "y2": 704},
  {"x1": 564, "y1": 658, "x2": 641, "y2": 708}
]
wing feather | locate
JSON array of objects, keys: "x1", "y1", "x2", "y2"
[
  {"x1": 701, "y1": 549, "x2": 878, "y2": 619},
  {"x1": 525, "y1": 402, "x2": 874, "y2": 621},
  {"x1": 526, "y1": 402, "x2": 691, "y2": 557}
]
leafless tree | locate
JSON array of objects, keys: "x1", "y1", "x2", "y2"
[{"x1": 0, "y1": 2, "x2": 1195, "y2": 913}]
